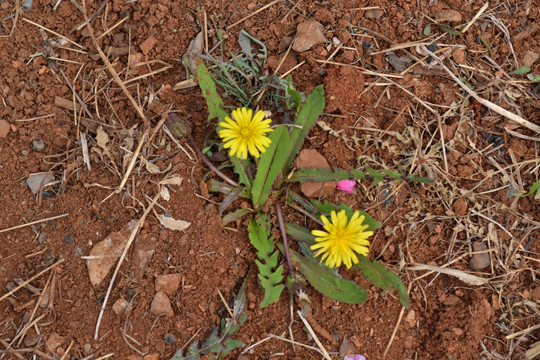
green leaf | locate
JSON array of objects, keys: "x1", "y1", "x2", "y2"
[
  {"x1": 222, "y1": 208, "x2": 252, "y2": 226},
  {"x1": 509, "y1": 65, "x2": 531, "y2": 75},
  {"x1": 285, "y1": 222, "x2": 315, "y2": 245},
  {"x1": 231, "y1": 157, "x2": 252, "y2": 191},
  {"x1": 366, "y1": 167, "x2": 384, "y2": 185},
  {"x1": 252, "y1": 125, "x2": 289, "y2": 207},
  {"x1": 280, "y1": 244, "x2": 368, "y2": 304},
  {"x1": 437, "y1": 24, "x2": 462, "y2": 35},
  {"x1": 284, "y1": 85, "x2": 325, "y2": 171},
  {"x1": 478, "y1": 36, "x2": 493, "y2": 58},
  {"x1": 527, "y1": 73, "x2": 540, "y2": 81},
  {"x1": 515, "y1": 179, "x2": 540, "y2": 199},
  {"x1": 248, "y1": 217, "x2": 284, "y2": 307},
  {"x1": 354, "y1": 256, "x2": 409, "y2": 308},
  {"x1": 224, "y1": 338, "x2": 244, "y2": 351},
  {"x1": 286, "y1": 168, "x2": 351, "y2": 183},
  {"x1": 423, "y1": 24, "x2": 431, "y2": 36},
  {"x1": 195, "y1": 62, "x2": 229, "y2": 123},
  {"x1": 287, "y1": 82, "x2": 303, "y2": 110}
]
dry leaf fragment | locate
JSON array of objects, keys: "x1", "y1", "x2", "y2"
[
  {"x1": 159, "y1": 176, "x2": 184, "y2": 186},
  {"x1": 156, "y1": 214, "x2": 191, "y2": 231},
  {"x1": 160, "y1": 186, "x2": 170, "y2": 201},
  {"x1": 407, "y1": 264, "x2": 488, "y2": 286},
  {"x1": 143, "y1": 158, "x2": 172, "y2": 174}
]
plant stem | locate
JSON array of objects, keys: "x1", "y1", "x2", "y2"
[
  {"x1": 275, "y1": 204, "x2": 294, "y2": 275},
  {"x1": 187, "y1": 137, "x2": 239, "y2": 187},
  {"x1": 288, "y1": 203, "x2": 324, "y2": 226}
]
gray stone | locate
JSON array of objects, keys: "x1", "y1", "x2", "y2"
[
  {"x1": 26, "y1": 172, "x2": 54, "y2": 194},
  {"x1": 32, "y1": 139, "x2": 45, "y2": 151}
]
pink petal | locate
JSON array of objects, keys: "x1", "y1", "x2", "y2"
[
  {"x1": 337, "y1": 180, "x2": 356, "y2": 194},
  {"x1": 344, "y1": 355, "x2": 366, "y2": 360}
]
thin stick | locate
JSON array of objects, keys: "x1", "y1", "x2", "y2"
[
  {"x1": 187, "y1": 137, "x2": 239, "y2": 187},
  {"x1": 383, "y1": 281, "x2": 412, "y2": 357},
  {"x1": 95, "y1": 16, "x2": 128, "y2": 41},
  {"x1": 420, "y1": 45, "x2": 539, "y2": 134},
  {"x1": 22, "y1": 18, "x2": 83, "y2": 48},
  {"x1": 15, "y1": 114, "x2": 55, "y2": 122},
  {"x1": 226, "y1": 0, "x2": 281, "y2": 30},
  {"x1": 0, "y1": 258, "x2": 64, "y2": 302},
  {"x1": 0, "y1": 0, "x2": 20, "y2": 38},
  {"x1": 0, "y1": 213, "x2": 69, "y2": 234},
  {"x1": 81, "y1": 0, "x2": 147, "y2": 123},
  {"x1": 94, "y1": 192, "x2": 160, "y2": 339},
  {"x1": 296, "y1": 310, "x2": 331, "y2": 360}
]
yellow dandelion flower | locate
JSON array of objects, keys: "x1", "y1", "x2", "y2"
[
  {"x1": 218, "y1": 107, "x2": 273, "y2": 159},
  {"x1": 310, "y1": 210, "x2": 373, "y2": 269}
]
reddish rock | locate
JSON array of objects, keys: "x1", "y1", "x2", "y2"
[
  {"x1": 295, "y1": 149, "x2": 336, "y2": 198},
  {"x1": 151, "y1": 291, "x2": 174, "y2": 317},
  {"x1": 292, "y1": 19, "x2": 327, "y2": 52},
  {"x1": 452, "y1": 47, "x2": 465, "y2": 64},
  {"x1": 112, "y1": 297, "x2": 128, "y2": 315},
  {"x1": 453, "y1": 198, "x2": 468, "y2": 215},
  {"x1": 46, "y1": 333, "x2": 65, "y2": 353},
  {"x1": 140, "y1": 35, "x2": 158, "y2": 55},
  {"x1": 0, "y1": 119, "x2": 10, "y2": 138},
  {"x1": 365, "y1": 9, "x2": 384, "y2": 19},
  {"x1": 155, "y1": 274, "x2": 180, "y2": 295},
  {"x1": 144, "y1": 353, "x2": 160, "y2": 360},
  {"x1": 435, "y1": 9, "x2": 462, "y2": 22}
]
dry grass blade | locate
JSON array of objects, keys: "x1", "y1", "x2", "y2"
[
  {"x1": 22, "y1": 18, "x2": 83, "y2": 48},
  {"x1": 80, "y1": 0, "x2": 147, "y2": 123},
  {"x1": 296, "y1": 310, "x2": 331, "y2": 360},
  {"x1": 407, "y1": 264, "x2": 489, "y2": 286},
  {"x1": 420, "y1": 46, "x2": 540, "y2": 135},
  {"x1": 94, "y1": 192, "x2": 160, "y2": 339},
  {"x1": 226, "y1": 0, "x2": 281, "y2": 30},
  {"x1": 0, "y1": 213, "x2": 69, "y2": 234},
  {"x1": 0, "y1": 258, "x2": 64, "y2": 302}
]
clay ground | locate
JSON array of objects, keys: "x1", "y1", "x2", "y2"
[{"x1": 0, "y1": 0, "x2": 539, "y2": 359}]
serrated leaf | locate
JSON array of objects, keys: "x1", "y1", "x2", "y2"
[
  {"x1": 286, "y1": 168, "x2": 351, "y2": 183},
  {"x1": 196, "y1": 62, "x2": 229, "y2": 122},
  {"x1": 251, "y1": 125, "x2": 289, "y2": 207},
  {"x1": 284, "y1": 85, "x2": 325, "y2": 171},
  {"x1": 224, "y1": 338, "x2": 244, "y2": 351},
  {"x1": 249, "y1": 218, "x2": 284, "y2": 307},
  {"x1": 281, "y1": 245, "x2": 368, "y2": 304},
  {"x1": 354, "y1": 256, "x2": 409, "y2": 308},
  {"x1": 509, "y1": 65, "x2": 531, "y2": 75},
  {"x1": 365, "y1": 167, "x2": 384, "y2": 185}
]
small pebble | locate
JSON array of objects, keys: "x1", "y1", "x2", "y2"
[
  {"x1": 163, "y1": 333, "x2": 176, "y2": 345},
  {"x1": 21, "y1": 149, "x2": 29, "y2": 156},
  {"x1": 32, "y1": 139, "x2": 45, "y2": 151},
  {"x1": 0, "y1": 119, "x2": 10, "y2": 138},
  {"x1": 83, "y1": 344, "x2": 92, "y2": 355}
]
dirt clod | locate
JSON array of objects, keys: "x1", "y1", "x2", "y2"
[
  {"x1": 0, "y1": 119, "x2": 10, "y2": 138},
  {"x1": 155, "y1": 274, "x2": 181, "y2": 295}
]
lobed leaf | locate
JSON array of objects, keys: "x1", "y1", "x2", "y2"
[{"x1": 195, "y1": 62, "x2": 229, "y2": 123}]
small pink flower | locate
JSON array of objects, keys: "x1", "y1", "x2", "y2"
[
  {"x1": 337, "y1": 180, "x2": 356, "y2": 194},
  {"x1": 344, "y1": 355, "x2": 366, "y2": 360}
]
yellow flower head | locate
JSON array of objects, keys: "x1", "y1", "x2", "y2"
[
  {"x1": 311, "y1": 210, "x2": 373, "y2": 269},
  {"x1": 218, "y1": 107, "x2": 273, "y2": 159}
]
